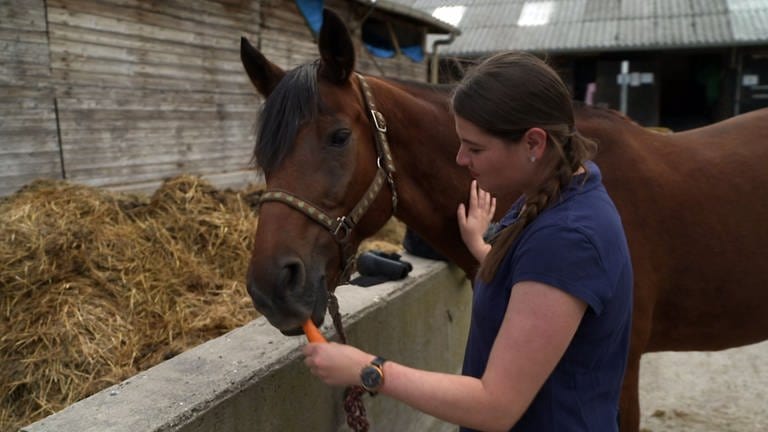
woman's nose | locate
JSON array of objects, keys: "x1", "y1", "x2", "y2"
[{"x1": 456, "y1": 146, "x2": 469, "y2": 166}]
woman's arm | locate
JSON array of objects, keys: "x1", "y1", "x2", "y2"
[{"x1": 303, "y1": 281, "x2": 586, "y2": 431}]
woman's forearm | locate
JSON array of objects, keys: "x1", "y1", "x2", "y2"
[{"x1": 379, "y1": 361, "x2": 521, "y2": 432}]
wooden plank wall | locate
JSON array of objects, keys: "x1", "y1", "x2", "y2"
[
  {"x1": 258, "y1": 0, "x2": 317, "y2": 69},
  {"x1": 0, "y1": 0, "x2": 429, "y2": 197},
  {"x1": 0, "y1": 0, "x2": 62, "y2": 197},
  {"x1": 47, "y1": 0, "x2": 262, "y2": 189}
]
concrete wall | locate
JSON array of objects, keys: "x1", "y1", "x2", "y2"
[{"x1": 22, "y1": 255, "x2": 472, "y2": 432}]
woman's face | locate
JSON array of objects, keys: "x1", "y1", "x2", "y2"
[{"x1": 454, "y1": 115, "x2": 535, "y2": 197}]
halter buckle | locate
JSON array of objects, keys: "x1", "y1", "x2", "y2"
[{"x1": 371, "y1": 110, "x2": 387, "y2": 133}]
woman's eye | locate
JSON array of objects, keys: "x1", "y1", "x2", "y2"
[{"x1": 329, "y1": 129, "x2": 351, "y2": 147}]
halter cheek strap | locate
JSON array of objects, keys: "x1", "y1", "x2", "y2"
[{"x1": 358, "y1": 73, "x2": 397, "y2": 211}]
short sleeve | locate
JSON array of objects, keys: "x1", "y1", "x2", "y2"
[{"x1": 510, "y1": 225, "x2": 611, "y2": 315}]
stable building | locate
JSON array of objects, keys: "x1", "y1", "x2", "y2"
[
  {"x1": 399, "y1": 0, "x2": 768, "y2": 130},
  {"x1": 0, "y1": 0, "x2": 457, "y2": 197}
]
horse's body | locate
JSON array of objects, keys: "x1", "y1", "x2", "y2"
[
  {"x1": 574, "y1": 106, "x2": 768, "y2": 428},
  {"x1": 242, "y1": 9, "x2": 768, "y2": 431}
]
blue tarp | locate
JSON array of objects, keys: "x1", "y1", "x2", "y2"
[
  {"x1": 295, "y1": 0, "x2": 323, "y2": 35},
  {"x1": 363, "y1": 43, "x2": 423, "y2": 63},
  {"x1": 296, "y1": 0, "x2": 424, "y2": 62},
  {"x1": 362, "y1": 21, "x2": 396, "y2": 59},
  {"x1": 364, "y1": 43, "x2": 396, "y2": 59},
  {"x1": 363, "y1": 39, "x2": 425, "y2": 62},
  {"x1": 401, "y1": 45, "x2": 424, "y2": 63}
]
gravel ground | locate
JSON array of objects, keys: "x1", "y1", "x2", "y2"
[{"x1": 639, "y1": 340, "x2": 768, "y2": 431}]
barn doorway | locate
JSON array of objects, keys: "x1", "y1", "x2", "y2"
[{"x1": 658, "y1": 53, "x2": 725, "y2": 131}]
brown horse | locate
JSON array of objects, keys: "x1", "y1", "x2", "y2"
[{"x1": 242, "y1": 9, "x2": 768, "y2": 431}]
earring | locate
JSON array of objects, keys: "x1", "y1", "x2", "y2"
[{"x1": 529, "y1": 155, "x2": 536, "y2": 163}]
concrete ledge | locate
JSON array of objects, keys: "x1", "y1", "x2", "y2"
[{"x1": 22, "y1": 255, "x2": 472, "y2": 432}]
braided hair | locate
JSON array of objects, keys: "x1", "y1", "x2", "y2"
[{"x1": 452, "y1": 52, "x2": 598, "y2": 283}]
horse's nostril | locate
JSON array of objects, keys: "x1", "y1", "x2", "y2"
[
  {"x1": 246, "y1": 256, "x2": 310, "y2": 331},
  {"x1": 279, "y1": 259, "x2": 305, "y2": 292}
]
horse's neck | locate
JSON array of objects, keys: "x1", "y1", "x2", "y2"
[
  {"x1": 373, "y1": 79, "x2": 479, "y2": 275},
  {"x1": 373, "y1": 96, "x2": 637, "y2": 276}
]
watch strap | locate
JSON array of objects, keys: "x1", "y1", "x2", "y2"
[{"x1": 371, "y1": 356, "x2": 386, "y2": 369}]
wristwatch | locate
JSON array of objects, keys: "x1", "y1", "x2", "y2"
[{"x1": 360, "y1": 356, "x2": 387, "y2": 395}]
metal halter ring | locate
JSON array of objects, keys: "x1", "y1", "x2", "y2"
[{"x1": 332, "y1": 216, "x2": 353, "y2": 243}]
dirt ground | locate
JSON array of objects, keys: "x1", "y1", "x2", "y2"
[{"x1": 639, "y1": 340, "x2": 768, "y2": 431}]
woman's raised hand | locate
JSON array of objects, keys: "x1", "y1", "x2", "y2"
[{"x1": 457, "y1": 180, "x2": 496, "y2": 262}]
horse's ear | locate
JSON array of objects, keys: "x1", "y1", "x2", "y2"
[
  {"x1": 318, "y1": 8, "x2": 355, "y2": 84},
  {"x1": 240, "y1": 36, "x2": 285, "y2": 97}
]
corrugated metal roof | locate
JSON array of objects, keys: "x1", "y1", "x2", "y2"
[
  {"x1": 352, "y1": 0, "x2": 460, "y2": 34},
  {"x1": 389, "y1": 0, "x2": 768, "y2": 55},
  {"x1": 730, "y1": 7, "x2": 768, "y2": 41}
]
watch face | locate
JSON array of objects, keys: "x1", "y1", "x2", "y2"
[{"x1": 361, "y1": 365, "x2": 382, "y2": 390}]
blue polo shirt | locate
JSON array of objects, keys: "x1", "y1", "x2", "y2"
[{"x1": 460, "y1": 161, "x2": 633, "y2": 432}]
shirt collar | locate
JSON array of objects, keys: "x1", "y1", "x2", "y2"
[{"x1": 497, "y1": 160, "x2": 601, "y2": 229}]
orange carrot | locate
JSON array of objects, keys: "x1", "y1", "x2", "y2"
[{"x1": 302, "y1": 319, "x2": 327, "y2": 343}]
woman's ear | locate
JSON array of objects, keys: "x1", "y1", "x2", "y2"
[{"x1": 524, "y1": 128, "x2": 548, "y2": 160}]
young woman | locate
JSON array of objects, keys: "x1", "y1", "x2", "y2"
[{"x1": 303, "y1": 52, "x2": 633, "y2": 432}]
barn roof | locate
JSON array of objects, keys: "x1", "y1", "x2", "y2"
[
  {"x1": 354, "y1": 0, "x2": 460, "y2": 34},
  {"x1": 390, "y1": 0, "x2": 768, "y2": 56}
]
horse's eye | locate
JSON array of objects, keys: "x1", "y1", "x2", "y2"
[{"x1": 329, "y1": 129, "x2": 351, "y2": 147}]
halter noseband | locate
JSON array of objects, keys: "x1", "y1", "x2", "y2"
[{"x1": 258, "y1": 73, "x2": 398, "y2": 282}]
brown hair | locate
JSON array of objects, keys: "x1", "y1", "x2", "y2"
[{"x1": 451, "y1": 52, "x2": 598, "y2": 283}]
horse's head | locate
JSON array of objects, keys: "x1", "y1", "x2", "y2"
[{"x1": 241, "y1": 9, "x2": 396, "y2": 334}]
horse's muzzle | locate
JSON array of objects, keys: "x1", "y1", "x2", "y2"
[{"x1": 246, "y1": 257, "x2": 327, "y2": 334}]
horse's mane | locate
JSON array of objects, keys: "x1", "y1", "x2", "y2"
[{"x1": 252, "y1": 62, "x2": 321, "y2": 175}]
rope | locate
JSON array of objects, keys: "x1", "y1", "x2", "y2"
[
  {"x1": 327, "y1": 292, "x2": 348, "y2": 344},
  {"x1": 344, "y1": 386, "x2": 369, "y2": 432},
  {"x1": 328, "y1": 291, "x2": 369, "y2": 431}
]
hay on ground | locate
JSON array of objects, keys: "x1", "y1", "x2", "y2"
[
  {"x1": 0, "y1": 175, "x2": 404, "y2": 432},
  {"x1": 0, "y1": 176, "x2": 262, "y2": 432}
]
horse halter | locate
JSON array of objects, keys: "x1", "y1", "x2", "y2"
[{"x1": 258, "y1": 73, "x2": 398, "y2": 282}]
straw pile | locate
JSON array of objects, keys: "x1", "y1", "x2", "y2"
[{"x1": 0, "y1": 175, "x2": 404, "y2": 432}]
